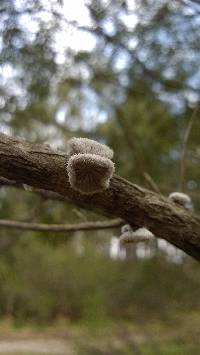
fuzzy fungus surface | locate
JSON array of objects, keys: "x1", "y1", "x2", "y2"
[
  {"x1": 168, "y1": 192, "x2": 193, "y2": 210},
  {"x1": 132, "y1": 227, "x2": 154, "y2": 240},
  {"x1": 67, "y1": 137, "x2": 114, "y2": 159},
  {"x1": 119, "y1": 227, "x2": 154, "y2": 246},
  {"x1": 67, "y1": 153, "x2": 115, "y2": 194}
]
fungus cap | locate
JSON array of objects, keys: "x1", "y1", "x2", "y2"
[
  {"x1": 132, "y1": 227, "x2": 154, "y2": 240},
  {"x1": 67, "y1": 153, "x2": 115, "y2": 194},
  {"x1": 67, "y1": 137, "x2": 114, "y2": 159},
  {"x1": 119, "y1": 227, "x2": 154, "y2": 246},
  {"x1": 168, "y1": 192, "x2": 191, "y2": 206}
]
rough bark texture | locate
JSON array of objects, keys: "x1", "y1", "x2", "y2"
[{"x1": 0, "y1": 133, "x2": 200, "y2": 261}]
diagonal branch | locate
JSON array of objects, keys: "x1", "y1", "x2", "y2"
[
  {"x1": 0, "y1": 132, "x2": 200, "y2": 261},
  {"x1": 143, "y1": 172, "x2": 161, "y2": 195}
]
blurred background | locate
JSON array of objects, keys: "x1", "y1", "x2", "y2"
[{"x1": 0, "y1": 0, "x2": 200, "y2": 354}]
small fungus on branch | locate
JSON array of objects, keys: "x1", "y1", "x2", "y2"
[
  {"x1": 67, "y1": 153, "x2": 115, "y2": 194},
  {"x1": 67, "y1": 137, "x2": 114, "y2": 159},
  {"x1": 119, "y1": 227, "x2": 154, "y2": 247},
  {"x1": 168, "y1": 192, "x2": 193, "y2": 210},
  {"x1": 66, "y1": 137, "x2": 115, "y2": 194}
]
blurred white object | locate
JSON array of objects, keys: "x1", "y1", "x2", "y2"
[{"x1": 168, "y1": 192, "x2": 193, "y2": 210}]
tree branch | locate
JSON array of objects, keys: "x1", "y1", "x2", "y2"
[
  {"x1": 180, "y1": 106, "x2": 199, "y2": 191},
  {"x1": 0, "y1": 133, "x2": 200, "y2": 261},
  {"x1": 0, "y1": 176, "x2": 21, "y2": 188},
  {"x1": 0, "y1": 218, "x2": 123, "y2": 233}
]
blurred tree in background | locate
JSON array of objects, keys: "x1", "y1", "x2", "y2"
[{"x1": 0, "y1": 0, "x2": 200, "y2": 351}]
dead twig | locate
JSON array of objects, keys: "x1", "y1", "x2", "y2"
[
  {"x1": 143, "y1": 172, "x2": 161, "y2": 195},
  {"x1": 0, "y1": 218, "x2": 123, "y2": 233}
]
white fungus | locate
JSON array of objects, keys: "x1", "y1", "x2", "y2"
[
  {"x1": 132, "y1": 227, "x2": 154, "y2": 240},
  {"x1": 121, "y1": 224, "x2": 132, "y2": 234},
  {"x1": 168, "y1": 192, "x2": 193, "y2": 210},
  {"x1": 67, "y1": 153, "x2": 115, "y2": 194},
  {"x1": 119, "y1": 227, "x2": 154, "y2": 247},
  {"x1": 67, "y1": 137, "x2": 114, "y2": 159}
]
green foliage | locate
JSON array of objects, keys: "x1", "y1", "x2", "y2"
[
  {"x1": 78, "y1": 342, "x2": 199, "y2": 355},
  {"x1": 0, "y1": 237, "x2": 199, "y2": 324}
]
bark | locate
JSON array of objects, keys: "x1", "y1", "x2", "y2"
[{"x1": 0, "y1": 132, "x2": 200, "y2": 261}]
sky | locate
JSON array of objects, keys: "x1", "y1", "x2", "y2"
[
  {"x1": 54, "y1": 0, "x2": 96, "y2": 56},
  {"x1": 53, "y1": 0, "x2": 138, "y2": 60},
  {"x1": 1, "y1": 0, "x2": 138, "y2": 75},
  {"x1": 46, "y1": 0, "x2": 138, "y2": 126}
]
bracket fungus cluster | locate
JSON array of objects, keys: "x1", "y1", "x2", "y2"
[
  {"x1": 66, "y1": 139, "x2": 194, "y2": 250},
  {"x1": 119, "y1": 224, "x2": 154, "y2": 247},
  {"x1": 119, "y1": 192, "x2": 193, "y2": 248},
  {"x1": 168, "y1": 192, "x2": 193, "y2": 211},
  {"x1": 66, "y1": 138, "x2": 115, "y2": 194}
]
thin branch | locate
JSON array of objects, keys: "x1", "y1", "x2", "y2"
[
  {"x1": 187, "y1": 0, "x2": 200, "y2": 4},
  {"x1": 0, "y1": 177, "x2": 71, "y2": 204},
  {"x1": 0, "y1": 218, "x2": 123, "y2": 233},
  {"x1": 0, "y1": 180, "x2": 118, "y2": 219},
  {"x1": 143, "y1": 172, "x2": 161, "y2": 195},
  {"x1": 181, "y1": 0, "x2": 200, "y2": 15},
  {"x1": 180, "y1": 105, "x2": 199, "y2": 191},
  {"x1": 0, "y1": 177, "x2": 21, "y2": 188},
  {"x1": 182, "y1": 0, "x2": 200, "y2": 8}
]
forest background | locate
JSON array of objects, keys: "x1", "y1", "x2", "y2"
[{"x1": 0, "y1": 0, "x2": 200, "y2": 354}]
